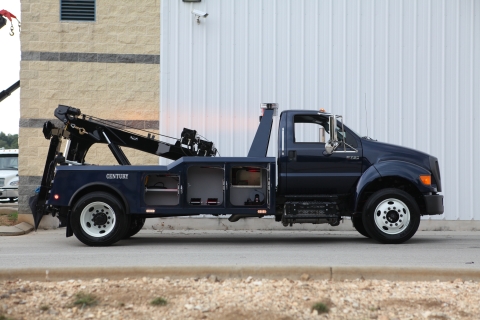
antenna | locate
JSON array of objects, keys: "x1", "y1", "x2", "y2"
[{"x1": 364, "y1": 93, "x2": 369, "y2": 138}]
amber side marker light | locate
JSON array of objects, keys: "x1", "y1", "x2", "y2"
[{"x1": 419, "y1": 175, "x2": 431, "y2": 186}]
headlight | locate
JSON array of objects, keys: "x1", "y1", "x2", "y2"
[{"x1": 9, "y1": 180, "x2": 19, "y2": 187}]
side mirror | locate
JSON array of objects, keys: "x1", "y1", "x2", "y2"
[
  {"x1": 324, "y1": 141, "x2": 339, "y2": 155},
  {"x1": 324, "y1": 115, "x2": 339, "y2": 155}
]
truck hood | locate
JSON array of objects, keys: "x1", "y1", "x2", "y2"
[
  {"x1": 362, "y1": 139, "x2": 430, "y2": 168},
  {"x1": 0, "y1": 170, "x2": 18, "y2": 186}
]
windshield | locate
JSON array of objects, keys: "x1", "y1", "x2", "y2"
[{"x1": 0, "y1": 155, "x2": 18, "y2": 170}]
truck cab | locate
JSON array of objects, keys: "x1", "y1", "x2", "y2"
[{"x1": 276, "y1": 109, "x2": 443, "y2": 243}]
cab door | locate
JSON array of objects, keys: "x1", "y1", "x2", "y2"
[{"x1": 285, "y1": 113, "x2": 362, "y2": 195}]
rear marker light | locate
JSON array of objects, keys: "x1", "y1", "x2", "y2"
[
  {"x1": 146, "y1": 209, "x2": 155, "y2": 213},
  {"x1": 257, "y1": 210, "x2": 267, "y2": 214},
  {"x1": 54, "y1": 194, "x2": 60, "y2": 200},
  {"x1": 419, "y1": 175, "x2": 431, "y2": 186}
]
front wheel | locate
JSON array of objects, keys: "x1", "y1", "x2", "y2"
[
  {"x1": 71, "y1": 192, "x2": 129, "y2": 246},
  {"x1": 362, "y1": 188, "x2": 420, "y2": 244}
]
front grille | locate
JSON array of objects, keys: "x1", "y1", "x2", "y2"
[{"x1": 429, "y1": 157, "x2": 442, "y2": 192}]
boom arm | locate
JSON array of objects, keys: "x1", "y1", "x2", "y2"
[{"x1": 44, "y1": 105, "x2": 215, "y2": 164}]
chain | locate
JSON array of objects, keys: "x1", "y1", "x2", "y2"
[
  {"x1": 70, "y1": 124, "x2": 87, "y2": 135},
  {"x1": 8, "y1": 19, "x2": 21, "y2": 36}
]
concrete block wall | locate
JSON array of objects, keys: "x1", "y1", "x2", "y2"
[{"x1": 18, "y1": 0, "x2": 161, "y2": 225}]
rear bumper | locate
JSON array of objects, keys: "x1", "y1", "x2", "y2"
[
  {"x1": 0, "y1": 188, "x2": 18, "y2": 199},
  {"x1": 423, "y1": 194, "x2": 444, "y2": 215}
]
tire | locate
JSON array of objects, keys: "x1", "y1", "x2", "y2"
[
  {"x1": 123, "y1": 217, "x2": 146, "y2": 239},
  {"x1": 362, "y1": 188, "x2": 420, "y2": 244},
  {"x1": 71, "y1": 192, "x2": 129, "y2": 246},
  {"x1": 351, "y1": 215, "x2": 370, "y2": 238}
]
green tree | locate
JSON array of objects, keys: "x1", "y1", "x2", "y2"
[{"x1": 0, "y1": 132, "x2": 18, "y2": 149}]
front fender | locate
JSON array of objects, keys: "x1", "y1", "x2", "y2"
[
  {"x1": 354, "y1": 165, "x2": 381, "y2": 212},
  {"x1": 354, "y1": 160, "x2": 433, "y2": 212},
  {"x1": 375, "y1": 160, "x2": 431, "y2": 190}
]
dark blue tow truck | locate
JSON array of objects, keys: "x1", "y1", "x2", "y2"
[{"x1": 32, "y1": 103, "x2": 443, "y2": 246}]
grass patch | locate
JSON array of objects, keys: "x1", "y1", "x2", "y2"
[
  {"x1": 73, "y1": 292, "x2": 98, "y2": 308},
  {"x1": 0, "y1": 315, "x2": 15, "y2": 320},
  {"x1": 311, "y1": 302, "x2": 329, "y2": 314},
  {"x1": 150, "y1": 297, "x2": 168, "y2": 306},
  {"x1": 40, "y1": 305, "x2": 49, "y2": 311},
  {"x1": 7, "y1": 212, "x2": 17, "y2": 221}
]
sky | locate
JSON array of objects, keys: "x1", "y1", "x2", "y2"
[{"x1": 0, "y1": 0, "x2": 21, "y2": 135}]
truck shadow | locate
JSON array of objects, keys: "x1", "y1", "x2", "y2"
[{"x1": 116, "y1": 234, "x2": 441, "y2": 247}]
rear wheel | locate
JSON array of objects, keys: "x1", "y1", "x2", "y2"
[
  {"x1": 71, "y1": 192, "x2": 128, "y2": 246},
  {"x1": 362, "y1": 188, "x2": 420, "y2": 244},
  {"x1": 351, "y1": 215, "x2": 370, "y2": 238},
  {"x1": 123, "y1": 217, "x2": 146, "y2": 239}
]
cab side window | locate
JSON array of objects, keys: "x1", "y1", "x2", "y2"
[
  {"x1": 294, "y1": 115, "x2": 329, "y2": 143},
  {"x1": 293, "y1": 114, "x2": 358, "y2": 148}
]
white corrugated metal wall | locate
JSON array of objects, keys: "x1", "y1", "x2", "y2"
[{"x1": 160, "y1": 0, "x2": 480, "y2": 220}]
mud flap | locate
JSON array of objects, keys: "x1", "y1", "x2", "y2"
[{"x1": 28, "y1": 194, "x2": 44, "y2": 230}]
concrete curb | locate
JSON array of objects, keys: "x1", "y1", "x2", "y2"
[
  {"x1": 1, "y1": 266, "x2": 478, "y2": 282},
  {"x1": 0, "y1": 222, "x2": 34, "y2": 236}
]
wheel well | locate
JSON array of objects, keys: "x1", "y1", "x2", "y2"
[
  {"x1": 357, "y1": 177, "x2": 425, "y2": 214},
  {"x1": 69, "y1": 185, "x2": 128, "y2": 213}
]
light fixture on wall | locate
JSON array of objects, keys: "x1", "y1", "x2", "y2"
[{"x1": 192, "y1": 9, "x2": 208, "y2": 24}]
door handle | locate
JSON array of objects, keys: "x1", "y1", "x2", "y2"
[{"x1": 288, "y1": 150, "x2": 297, "y2": 161}]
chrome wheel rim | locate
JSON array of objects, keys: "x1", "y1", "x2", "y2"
[
  {"x1": 374, "y1": 198, "x2": 410, "y2": 235},
  {"x1": 80, "y1": 201, "x2": 115, "y2": 238}
]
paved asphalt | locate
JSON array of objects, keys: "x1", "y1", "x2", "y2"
[{"x1": 1, "y1": 229, "x2": 479, "y2": 270}]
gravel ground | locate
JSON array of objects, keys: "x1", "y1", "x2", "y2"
[{"x1": 0, "y1": 276, "x2": 478, "y2": 320}]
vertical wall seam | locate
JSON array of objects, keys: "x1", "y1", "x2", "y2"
[
  {"x1": 301, "y1": 0, "x2": 305, "y2": 112},
  {"x1": 441, "y1": 0, "x2": 446, "y2": 215},
  {"x1": 385, "y1": 0, "x2": 389, "y2": 142},
  {"x1": 202, "y1": 2, "x2": 208, "y2": 136},
  {"x1": 456, "y1": 0, "x2": 460, "y2": 220},
  {"x1": 357, "y1": 1, "x2": 361, "y2": 132},
  {"x1": 273, "y1": 0, "x2": 277, "y2": 100},
  {"x1": 216, "y1": 1, "x2": 222, "y2": 150},
  {"x1": 174, "y1": 1, "x2": 180, "y2": 144},
  {"x1": 315, "y1": 0, "x2": 319, "y2": 109},
  {"x1": 427, "y1": 0, "x2": 432, "y2": 154},
  {"x1": 470, "y1": 0, "x2": 474, "y2": 219},
  {"x1": 399, "y1": 0, "x2": 403, "y2": 145},
  {"x1": 244, "y1": 0, "x2": 249, "y2": 155},
  {"x1": 329, "y1": 0, "x2": 333, "y2": 111},
  {"x1": 188, "y1": 1, "x2": 193, "y2": 133},
  {"x1": 413, "y1": 0, "x2": 417, "y2": 149},
  {"x1": 371, "y1": 0, "x2": 375, "y2": 137},
  {"x1": 343, "y1": 0, "x2": 347, "y2": 118},
  {"x1": 229, "y1": 2, "x2": 235, "y2": 155},
  {"x1": 288, "y1": 1, "x2": 291, "y2": 109}
]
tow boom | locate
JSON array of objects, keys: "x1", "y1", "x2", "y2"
[{"x1": 31, "y1": 104, "x2": 217, "y2": 229}]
